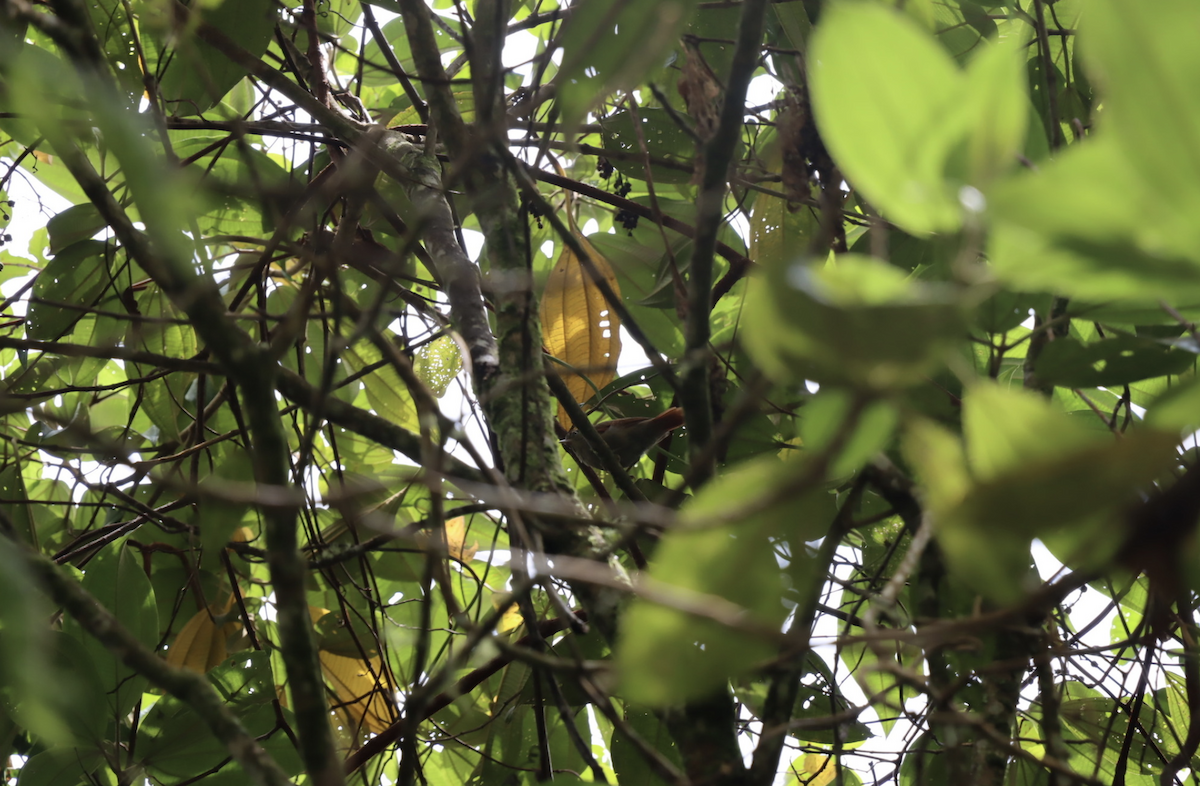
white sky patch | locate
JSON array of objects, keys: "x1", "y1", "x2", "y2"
[
  {"x1": 459, "y1": 227, "x2": 485, "y2": 260},
  {"x1": 746, "y1": 73, "x2": 784, "y2": 108},
  {"x1": 258, "y1": 591, "x2": 278, "y2": 622}
]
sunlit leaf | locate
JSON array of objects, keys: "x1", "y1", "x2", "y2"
[
  {"x1": 541, "y1": 231, "x2": 622, "y2": 425},
  {"x1": 809, "y1": 3, "x2": 965, "y2": 233},
  {"x1": 164, "y1": 594, "x2": 241, "y2": 674},
  {"x1": 343, "y1": 339, "x2": 420, "y2": 434},
  {"x1": 906, "y1": 384, "x2": 1182, "y2": 601}
]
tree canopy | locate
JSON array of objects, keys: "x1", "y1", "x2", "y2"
[{"x1": 1, "y1": 0, "x2": 1199, "y2": 785}]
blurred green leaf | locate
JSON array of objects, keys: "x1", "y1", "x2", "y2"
[
  {"x1": 153, "y1": 0, "x2": 278, "y2": 116},
  {"x1": 1035, "y1": 336, "x2": 1195, "y2": 388},
  {"x1": 809, "y1": 3, "x2": 965, "y2": 234},
  {"x1": 743, "y1": 254, "x2": 966, "y2": 388},
  {"x1": 906, "y1": 385, "x2": 1181, "y2": 601},
  {"x1": 800, "y1": 390, "x2": 897, "y2": 479},
  {"x1": 617, "y1": 455, "x2": 830, "y2": 705},
  {"x1": 0, "y1": 551, "x2": 73, "y2": 747},
  {"x1": 556, "y1": 0, "x2": 698, "y2": 132},
  {"x1": 27, "y1": 240, "x2": 112, "y2": 341},
  {"x1": 988, "y1": 137, "x2": 1200, "y2": 302},
  {"x1": 14, "y1": 746, "x2": 103, "y2": 786},
  {"x1": 1082, "y1": 0, "x2": 1200, "y2": 214}
]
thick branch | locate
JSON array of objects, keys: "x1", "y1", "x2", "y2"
[
  {"x1": 683, "y1": 0, "x2": 770, "y2": 483},
  {"x1": 376, "y1": 130, "x2": 500, "y2": 382},
  {"x1": 395, "y1": 0, "x2": 469, "y2": 152}
]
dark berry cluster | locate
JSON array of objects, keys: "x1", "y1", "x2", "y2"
[
  {"x1": 0, "y1": 200, "x2": 13, "y2": 247},
  {"x1": 614, "y1": 208, "x2": 639, "y2": 234},
  {"x1": 521, "y1": 194, "x2": 544, "y2": 229},
  {"x1": 611, "y1": 175, "x2": 637, "y2": 233}
]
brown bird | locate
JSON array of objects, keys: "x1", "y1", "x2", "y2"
[{"x1": 562, "y1": 407, "x2": 685, "y2": 469}]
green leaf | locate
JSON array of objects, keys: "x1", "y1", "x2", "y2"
[
  {"x1": 599, "y1": 109, "x2": 695, "y2": 184},
  {"x1": 62, "y1": 540, "x2": 158, "y2": 721},
  {"x1": 742, "y1": 254, "x2": 966, "y2": 388},
  {"x1": 0, "y1": 461, "x2": 35, "y2": 545},
  {"x1": 15, "y1": 746, "x2": 104, "y2": 786},
  {"x1": 26, "y1": 240, "x2": 113, "y2": 341},
  {"x1": 906, "y1": 385, "x2": 1182, "y2": 601},
  {"x1": 767, "y1": 2, "x2": 813, "y2": 84},
  {"x1": 897, "y1": 731, "x2": 953, "y2": 786},
  {"x1": 975, "y1": 290, "x2": 1048, "y2": 334},
  {"x1": 137, "y1": 653, "x2": 282, "y2": 779},
  {"x1": 840, "y1": 636, "x2": 924, "y2": 739},
  {"x1": 610, "y1": 705, "x2": 682, "y2": 786},
  {"x1": 986, "y1": 0, "x2": 1200, "y2": 306},
  {"x1": 617, "y1": 456, "x2": 829, "y2": 705},
  {"x1": 1034, "y1": 336, "x2": 1195, "y2": 388},
  {"x1": 556, "y1": 0, "x2": 698, "y2": 132},
  {"x1": 413, "y1": 335, "x2": 462, "y2": 398},
  {"x1": 153, "y1": 0, "x2": 279, "y2": 116},
  {"x1": 587, "y1": 232, "x2": 686, "y2": 357},
  {"x1": 1148, "y1": 377, "x2": 1200, "y2": 432},
  {"x1": 0, "y1": 550, "x2": 74, "y2": 746},
  {"x1": 800, "y1": 391, "x2": 898, "y2": 479},
  {"x1": 343, "y1": 340, "x2": 420, "y2": 434},
  {"x1": 987, "y1": 136, "x2": 1200, "y2": 302},
  {"x1": 959, "y1": 32, "x2": 1029, "y2": 185},
  {"x1": 748, "y1": 187, "x2": 818, "y2": 275},
  {"x1": 809, "y1": 3, "x2": 966, "y2": 233},
  {"x1": 86, "y1": 88, "x2": 198, "y2": 267},
  {"x1": 738, "y1": 654, "x2": 874, "y2": 745},
  {"x1": 1081, "y1": 0, "x2": 1200, "y2": 214},
  {"x1": 962, "y1": 383, "x2": 1098, "y2": 479},
  {"x1": 84, "y1": 0, "x2": 141, "y2": 96}
]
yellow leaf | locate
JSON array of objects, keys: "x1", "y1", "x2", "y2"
[
  {"x1": 165, "y1": 594, "x2": 240, "y2": 673},
  {"x1": 444, "y1": 516, "x2": 478, "y2": 562},
  {"x1": 229, "y1": 526, "x2": 255, "y2": 544},
  {"x1": 311, "y1": 607, "x2": 395, "y2": 736},
  {"x1": 794, "y1": 753, "x2": 837, "y2": 786},
  {"x1": 414, "y1": 516, "x2": 479, "y2": 562},
  {"x1": 491, "y1": 592, "x2": 525, "y2": 634},
  {"x1": 540, "y1": 232, "x2": 622, "y2": 427},
  {"x1": 320, "y1": 650, "x2": 394, "y2": 735}
]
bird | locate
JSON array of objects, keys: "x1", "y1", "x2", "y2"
[{"x1": 562, "y1": 407, "x2": 685, "y2": 469}]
